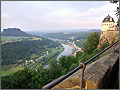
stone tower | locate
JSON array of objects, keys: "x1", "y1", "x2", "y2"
[{"x1": 98, "y1": 14, "x2": 119, "y2": 48}]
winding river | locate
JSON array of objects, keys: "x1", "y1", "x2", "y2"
[
  {"x1": 44, "y1": 44, "x2": 73, "y2": 69},
  {"x1": 56, "y1": 44, "x2": 73, "y2": 60}
]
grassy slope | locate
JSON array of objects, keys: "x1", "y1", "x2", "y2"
[
  {"x1": 1, "y1": 36, "x2": 29, "y2": 44},
  {"x1": 1, "y1": 36, "x2": 28, "y2": 41},
  {"x1": 1, "y1": 66, "x2": 24, "y2": 77}
]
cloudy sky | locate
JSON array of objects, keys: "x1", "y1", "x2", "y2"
[{"x1": 1, "y1": 1, "x2": 118, "y2": 32}]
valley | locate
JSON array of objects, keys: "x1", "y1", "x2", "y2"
[
  {"x1": 1, "y1": 28, "x2": 100, "y2": 76},
  {"x1": 1, "y1": 35, "x2": 64, "y2": 76},
  {"x1": 1, "y1": 1, "x2": 119, "y2": 89},
  {"x1": 1, "y1": 28, "x2": 102, "y2": 89}
]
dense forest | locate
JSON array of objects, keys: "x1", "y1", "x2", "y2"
[
  {"x1": 1, "y1": 32, "x2": 110, "y2": 89},
  {"x1": 1, "y1": 37, "x2": 60, "y2": 65}
]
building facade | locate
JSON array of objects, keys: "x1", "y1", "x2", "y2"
[
  {"x1": 101, "y1": 14, "x2": 118, "y2": 32},
  {"x1": 98, "y1": 14, "x2": 119, "y2": 48}
]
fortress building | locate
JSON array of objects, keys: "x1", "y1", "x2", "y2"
[
  {"x1": 98, "y1": 14, "x2": 119, "y2": 48},
  {"x1": 101, "y1": 14, "x2": 118, "y2": 32}
]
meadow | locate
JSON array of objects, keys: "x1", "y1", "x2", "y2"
[
  {"x1": 1, "y1": 36, "x2": 28, "y2": 41},
  {"x1": 1, "y1": 65, "x2": 24, "y2": 76}
]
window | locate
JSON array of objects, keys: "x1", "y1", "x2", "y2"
[
  {"x1": 105, "y1": 19, "x2": 108, "y2": 21},
  {"x1": 110, "y1": 18, "x2": 112, "y2": 21}
]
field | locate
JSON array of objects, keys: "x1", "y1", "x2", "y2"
[
  {"x1": 31, "y1": 37, "x2": 42, "y2": 40},
  {"x1": 1, "y1": 65, "x2": 24, "y2": 77},
  {"x1": 1, "y1": 36, "x2": 28, "y2": 41},
  {"x1": 1, "y1": 64, "x2": 17, "y2": 72},
  {"x1": 1, "y1": 36, "x2": 43, "y2": 45},
  {"x1": 1, "y1": 36, "x2": 29, "y2": 44}
]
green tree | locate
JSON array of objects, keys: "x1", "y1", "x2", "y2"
[
  {"x1": 59, "y1": 56, "x2": 77, "y2": 71},
  {"x1": 68, "y1": 63, "x2": 78, "y2": 71},
  {"x1": 37, "y1": 65, "x2": 43, "y2": 74},
  {"x1": 49, "y1": 58, "x2": 61, "y2": 79},
  {"x1": 100, "y1": 43, "x2": 110, "y2": 50},
  {"x1": 83, "y1": 32, "x2": 100, "y2": 54},
  {"x1": 76, "y1": 51, "x2": 83, "y2": 58},
  {"x1": 110, "y1": 1, "x2": 119, "y2": 26}
]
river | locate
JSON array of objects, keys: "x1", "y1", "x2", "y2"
[
  {"x1": 44, "y1": 44, "x2": 73, "y2": 69},
  {"x1": 56, "y1": 44, "x2": 73, "y2": 60}
]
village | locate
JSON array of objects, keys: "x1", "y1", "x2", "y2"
[{"x1": 18, "y1": 50, "x2": 49, "y2": 67}]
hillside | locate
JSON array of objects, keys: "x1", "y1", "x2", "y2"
[
  {"x1": 1, "y1": 32, "x2": 111, "y2": 89},
  {"x1": 41, "y1": 29, "x2": 101, "y2": 40},
  {"x1": 2, "y1": 28, "x2": 33, "y2": 37},
  {"x1": 1, "y1": 37, "x2": 61, "y2": 65}
]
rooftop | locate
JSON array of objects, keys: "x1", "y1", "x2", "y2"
[{"x1": 102, "y1": 14, "x2": 115, "y2": 22}]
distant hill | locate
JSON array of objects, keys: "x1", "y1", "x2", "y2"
[
  {"x1": 88, "y1": 29, "x2": 101, "y2": 32},
  {"x1": 41, "y1": 29, "x2": 101, "y2": 40},
  {"x1": 26, "y1": 29, "x2": 101, "y2": 35},
  {"x1": 2, "y1": 28, "x2": 33, "y2": 37}
]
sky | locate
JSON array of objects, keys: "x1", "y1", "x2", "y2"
[{"x1": 1, "y1": 1, "x2": 119, "y2": 32}]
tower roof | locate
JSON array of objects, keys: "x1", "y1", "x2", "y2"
[{"x1": 102, "y1": 14, "x2": 115, "y2": 22}]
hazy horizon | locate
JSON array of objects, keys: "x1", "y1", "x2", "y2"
[
  {"x1": 1, "y1": 28, "x2": 101, "y2": 33},
  {"x1": 1, "y1": 1, "x2": 118, "y2": 32}
]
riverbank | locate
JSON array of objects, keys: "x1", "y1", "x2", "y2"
[
  {"x1": 44, "y1": 44, "x2": 73, "y2": 69},
  {"x1": 56, "y1": 44, "x2": 73, "y2": 60},
  {"x1": 33, "y1": 46, "x2": 64, "y2": 69},
  {"x1": 68, "y1": 42, "x2": 83, "y2": 56}
]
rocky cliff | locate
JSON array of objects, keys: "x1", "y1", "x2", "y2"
[{"x1": 98, "y1": 30, "x2": 119, "y2": 48}]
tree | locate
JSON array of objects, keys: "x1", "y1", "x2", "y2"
[
  {"x1": 68, "y1": 63, "x2": 78, "y2": 71},
  {"x1": 110, "y1": 1, "x2": 119, "y2": 26},
  {"x1": 48, "y1": 58, "x2": 61, "y2": 79},
  {"x1": 76, "y1": 51, "x2": 83, "y2": 57},
  {"x1": 100, "y1": 43, "x2": 110, "y2": 50},
  {"x1": 37, "y1": 65, "x2": 43, "y2": 74},
  {"x1": 59, "y1": 56, "x2": 77, "y2": 70},
  {"x1": 83, "y1": 32, "x2": 100, "y2": 54}
]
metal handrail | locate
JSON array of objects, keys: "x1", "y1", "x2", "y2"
[{"x1": 43, "y1": 40, "x2": 119, "y2": 89}]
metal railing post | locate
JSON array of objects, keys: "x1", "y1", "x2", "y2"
[{"x1": 79, "y1": 63, "x2": 86, "y2": 89}]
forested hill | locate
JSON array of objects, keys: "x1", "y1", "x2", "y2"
[
  {"x1": 41, "y1": 29, "x2": 101, "y2": 40},
  {"x1": 1, "y1": 37, "x2": 60, "y2": 65},
  {"x1": 2, "y1": 28, "x2": 33, "y2": 37}
]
